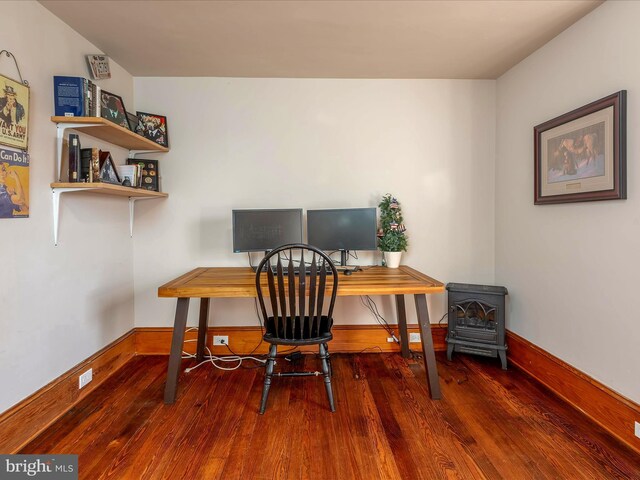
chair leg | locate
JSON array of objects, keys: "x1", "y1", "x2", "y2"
[
  {"x1": 259, "y1": 344, "x2": 277, "y2": 414},
  {"x1": 319, "y1": 343, "x2": 335, "y2": 412},
  {"x1": 323, "y1": 342, "x2": 332, "y2": 377}
]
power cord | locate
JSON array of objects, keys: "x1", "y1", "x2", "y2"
[
  {"x1": 360, "y1": 295, "x2": 399, "y2": 343},
  {"x1": 250, "y1": 297, "x2": 266, "y2": 354},
  {"x1": 181, "y1": 328, "x2": 266, "y2": 373},
  {"x1": 357, "y1": 345, "x2": 383, "y2": 354},
  {"x1": 359, "y1": 298, "x2": 449, "y2": 358}
]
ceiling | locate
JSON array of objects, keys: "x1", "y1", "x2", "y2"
[{"x1": 40, "y1": 0, "x2": 602, "y2": 79}]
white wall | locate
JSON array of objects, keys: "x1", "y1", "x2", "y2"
[
  {"x1": 5, "y1": 0, "x2": 636, "y2": 421},
  {"x1": 133, "y1": 78, "x2": 496, "y2": 332},
  {"x1": 0, "y1": 2, "x2": 137, "y2": 412},
  {"x1": 496, "y1": 1, "x2": 639, "y2": 402}
]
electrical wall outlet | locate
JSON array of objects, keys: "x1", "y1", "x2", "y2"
[
  {"x1": 409, "y1": 332, "x2": 421, "y2": 343},
  {"x1": 213, "y1": 335, "x2": 229, "y2": 346},
  {"x1": 79, "y1": 368, "x2": 92, "y2": 389},
  {"x1": 635, "y1": 421, "x2": 640, "y2": 439}
]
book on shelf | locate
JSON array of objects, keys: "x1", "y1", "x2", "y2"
[
  {"x1": 126, "y1": 159, "x2": 144, "y2": 188},
  {"x1": 68, "y1": 134, "x2": 81, "y2": 182},
  {"x1": 127, "y1": 158, "x2": 159, "y2": 192},
  {"x1": 53, "y1": 76, "x2": 101, "y2": 117},
  {"x1": 90, "y1": 82, "x2": 101, "y2": 117},
  {"x1": 80, "y1": 147, "x2": 100, "y2": 182}
]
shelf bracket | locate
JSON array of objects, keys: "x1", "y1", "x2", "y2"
[
  {"x1": 129, "y1": 150, "x2": 158, "y2": 158},
  {"x1": 56, "y1": 122, "x2": 101, "y2": 181},
  {"x1": 128, "y1": 196, "x2": 157, "y2": 237},
  {"x1": 52, "y1": 187, "x2": 91, "y2": 246}
]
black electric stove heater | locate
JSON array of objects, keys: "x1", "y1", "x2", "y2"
[{"x1": 445, "y1": 283, "x2": 508, "y2": 369}]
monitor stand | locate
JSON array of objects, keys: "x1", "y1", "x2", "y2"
[
  {"x1": 340, "y1": 250, "x2": 349, "y2": 267},
  {"x1": 250, "y1": 251, "x2": 271, "y2": 272}
]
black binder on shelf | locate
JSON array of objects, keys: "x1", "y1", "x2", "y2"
[{"x1": 68, "y1": 134, "x2": 81, "y2": 182}]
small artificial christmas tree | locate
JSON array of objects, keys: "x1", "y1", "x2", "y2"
[{"x1": 377, "y1": 194, "x2": 408, "y2": 252}]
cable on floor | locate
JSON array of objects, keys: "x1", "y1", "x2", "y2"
[{"x1": 180, "y1": 327, "x2": 266, "y2": 372}]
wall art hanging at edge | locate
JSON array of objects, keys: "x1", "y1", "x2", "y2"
[{"x1": 534, "y1": 90, "x2": 626, "y2": 205}]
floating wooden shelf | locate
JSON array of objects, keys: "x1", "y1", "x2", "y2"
[
  {"x1": 50, "y1": 182, "x2": 168, "y2": 198},
  {"x1": 51, "y1": 116, "x2": 169, "y2": 152},
  {"x1": 50, "y1": 117, "x2": 170, "y2": 245}
]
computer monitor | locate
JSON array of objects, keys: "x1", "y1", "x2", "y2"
[
  {"x1": 232, "y1": 209, "x2": 303, "y2": 253},
  {"x1": 307, "y1": 207, "x2": 377, "y2": 265}
]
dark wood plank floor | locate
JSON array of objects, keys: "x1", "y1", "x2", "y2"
[{"x1": 21, "y1": 353, "x2": 639, "y2": 479}]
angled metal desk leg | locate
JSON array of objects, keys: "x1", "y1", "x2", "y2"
[
  {"x1": 164, "y1": 297, "x2": 190, "y2": 404},
  {"x1": 395, "y1": 294, "x2": 411, "y2": 358},
  {"x1": 414, "y1": 294, "x2": 442, "y2": 399},
  {"x1": 196, "y1": 298, "x2": 210, "y2": 362}
]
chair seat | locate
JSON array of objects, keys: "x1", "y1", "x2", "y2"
[{"x1": 263, "y1": 315, "x2": 333, "y2": 345}]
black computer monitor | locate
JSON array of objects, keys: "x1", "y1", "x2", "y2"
[
  {"x1": 307, "y1": 208, "x2": 377, "y2": 265},
  {"x1": 232, "y1": 209, "x2": 303, "y2": 253}
]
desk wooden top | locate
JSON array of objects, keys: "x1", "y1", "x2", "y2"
[{"x1": 158, "y1": 265, "x2": 444, "y2": 298}]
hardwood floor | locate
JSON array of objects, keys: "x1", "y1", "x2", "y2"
[{"x1": 21, "y1": 353, "x2": 639, "y2": 479}]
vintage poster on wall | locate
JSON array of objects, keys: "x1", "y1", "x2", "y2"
[
  {"x1": 0, "y1": 147, "x2": 29, "y2": 218},
  {"x1": 0, "y1": 74, "x2": 29, "y2": 151}
]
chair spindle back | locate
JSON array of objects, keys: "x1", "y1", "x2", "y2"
[{"x1": 255, "y1": 244, "x2": 338, "y2": 340}]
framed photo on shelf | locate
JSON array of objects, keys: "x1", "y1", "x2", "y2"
[
  {"x1": 534, "y1": 91, "x2": 626, "y2": 205},
  {"x1": 127, "y1": 158, "x2": 159, "y2": 191},
  {"x1": 126, "y1": 112, "x2": 139, "y2": 133},
  {"x1": 98, "y1": 151, "x2": 121, "y2": 184},
  {"x1": 0, "y1": 74, "x2": 30, "y2": 150},
  {"x1": 136, "y1": 112, "x2": 168, "y2": 147},
  {"x1": 100, "y1": 90, "x2": 131, "y2": 130},
  {"x1": 116, "y1": 165, "x2": 136, "y2": 187}
]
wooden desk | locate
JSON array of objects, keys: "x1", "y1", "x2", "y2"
[{"x1": 159, "y1": 265, "x2": 444, "y2": 404}]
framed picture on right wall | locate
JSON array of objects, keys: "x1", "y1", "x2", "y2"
[{"x1": 534, "y1": 90, "x2": 626, "y2": 205}]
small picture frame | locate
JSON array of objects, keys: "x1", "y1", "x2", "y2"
[
  {"x1": 86, "y1": 54, "x2": 111, "y2": 80},
  {"x1": 136, "y1": 112, "x2": 168, "y2": 147},
  {"x1": 126, "y1": 112, "x2": 139, "y2": 133},
  {"x1": 98, "y1": 151, "x2": 121, "y2": 184},
  {"x1": 100, "y1": 90, "x2": 131, "y2": 130},
  {"x1": 116, "y1": 164, "x2": 137, "y2": 187},
  {"x1": 128, "y1": 158, "x2": 159, "y2": 191},
  {"x1": 534, "y1": 91, "x2": 626, "y2": 204}
]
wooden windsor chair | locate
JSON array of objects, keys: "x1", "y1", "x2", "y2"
[{"x1": 255, "y1": 243, "x2": 339, "y2": 413}]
